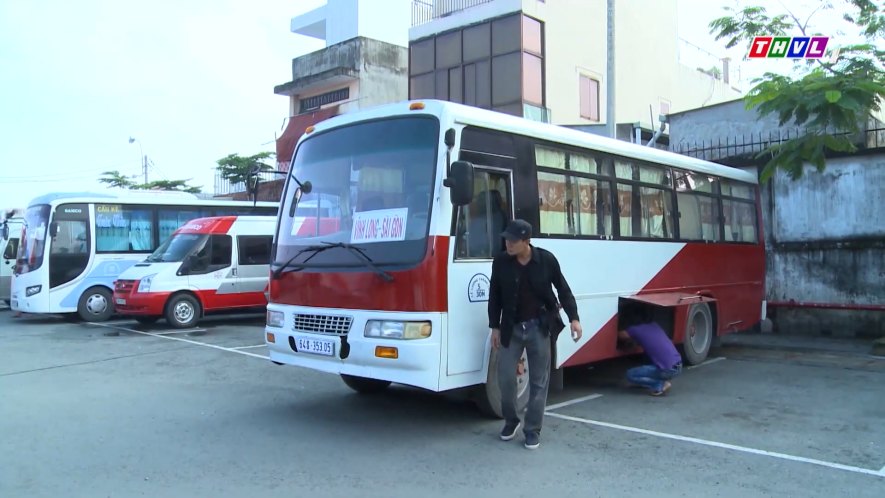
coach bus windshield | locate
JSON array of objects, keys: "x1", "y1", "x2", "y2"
[
  {"x1": 276, "y1": 116, "x2": 439, "y2": 270},
  {"x1": 15, "y1": 204, "x2": 50, "y2": 274}
]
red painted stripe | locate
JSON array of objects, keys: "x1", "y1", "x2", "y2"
[{"x1": 270, "y1": 236, "x2": 449, "y2": 312}]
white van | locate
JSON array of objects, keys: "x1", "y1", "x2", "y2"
[
  {"x1": 1, "y1": 215, "x2": 24, "y2": 305},
  {"x1": 113, "y1": 216, "x2": 275, "y2": 328}
]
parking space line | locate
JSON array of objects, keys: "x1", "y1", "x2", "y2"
[
  {"x1": 546, "y1": 411, "x2": 884, "y2": 478},
  {"x1": 546, "y1": 394, "x2": 603, "y2": 411},
  {"x1": 232, "y1": 344, "x2": 268, "y2": 350},
  {"x1": 151, "y1": 328, "x2": 207, "y2": 335},
  {"x1": 86, "y1": 322, "x2": 269, "y2": 360},
  {"x1": 686, "y1": 356, "x2": 726, "y2": 370}
]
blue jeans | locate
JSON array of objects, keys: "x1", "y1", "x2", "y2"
[
  {"x1": 497, "y1": 319, "x2": 550, "y2": 436},
  {"x1": 626, "y1": 363, "x2": 682, "y2": 392}
]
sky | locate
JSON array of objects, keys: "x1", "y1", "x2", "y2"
[{"x1": 0, "y1": 0, "x2": 864, "y2": 212}]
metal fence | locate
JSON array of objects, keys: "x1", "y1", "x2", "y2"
[
  {"x1": 672, "y1": 126, "x2": 885, "y2": 163},
  {"x1": 412, "y1": 0, "x2": 496, "y2": 27},
  {"x1": 213, "y1": 171, "x2": 280, "y2": 197}
]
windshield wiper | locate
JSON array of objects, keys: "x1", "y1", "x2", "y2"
[{"x1": 270, "y1": 242, "x2": 393, "y2": 282}]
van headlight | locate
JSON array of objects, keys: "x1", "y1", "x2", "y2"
[
  {"x1": 137, "y1": 275, "x2": 156, "y2": 293},
  {"x1": 364, "y1": 320, "x2": 431, "y2": 340},
  {"x1": 267, "y1": 310, "x2": 284, "y2": 328}
]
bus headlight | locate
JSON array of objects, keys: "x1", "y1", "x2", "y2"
[
  {"x1": 26, "y1": 285, "x2": 42, "y2": 297},
  {"x1": 364, "y1": 320, "x2": 431, "y2": 340},
  {"x1": 267, "y1": 310, "x2": 284, "y2": 328},
  {"x1": 137, "y1": 275, "x2": 156, "y2": 293}
]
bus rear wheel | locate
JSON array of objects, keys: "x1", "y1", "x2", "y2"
[
  {"x1": 682, "y1": 302, "x2": 714, "y2": 365},
  {"x1": 77, "y1": 287, "x2": 114, "y2": 322},
  {"x1": 340, "y1": 374, "x2": 391, "y2": 393},
  {"x1": 474, "y1": 347, "x2": 530, "y2": 419}
]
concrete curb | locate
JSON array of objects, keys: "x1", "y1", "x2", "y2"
[{"x1": 718, "y1": 334, "x2": 877, "y2": 358}]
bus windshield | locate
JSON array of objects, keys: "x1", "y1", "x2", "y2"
[
  {"x1": 16, "y1": 204, "x2": 50, "y2": 274},
  {"x1": 276, "y1": 116, "x2": 439, "y2": 269},
  {"x1": 145, "y1": 233, "x2": 207, "y2": 263}
]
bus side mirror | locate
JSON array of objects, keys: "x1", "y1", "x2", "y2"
[
  {"x1": 445, "y1": 161, "x2": 474, "y2": 206},
  {"x1": 0, "y1": 224, "x2": 7, "y2": 241},
  {"x1": 49, "y1": 222, "x2": 59, "y2": 238}
]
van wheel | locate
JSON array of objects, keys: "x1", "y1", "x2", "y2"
[
  {"x1": 165, "y1": 294, "x2": 201, "y2": 329},
  {"x1": 682, "y1": 302, "x2": 713, "y2": 365},
  {"x1": 474, "y1": 347, "x2": 530, "y2": 419},
  {"x1": 340, "y1": 374, "x2": 391, "y2": 393},
  {"x1": 77, "y1": 287, "x2": 114, "y2": 322}
]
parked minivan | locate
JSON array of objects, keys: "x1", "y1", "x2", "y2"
[{"x1": 113, "y1": 216, "x2": 275, "y2": 328}]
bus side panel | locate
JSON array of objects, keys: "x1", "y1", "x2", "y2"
[{"x1": 56, "y1": 257, "x2": 141, "y2": 311}]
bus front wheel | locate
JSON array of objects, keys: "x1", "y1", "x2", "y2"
[
  {"x1": 77, "y1": 287, "x2": 114, "y2": 322},
  {"x1": 340, "y1": 374, "x2": 391, "y2": 393},
  {"x1": 681, "y1": 302, "x2": 714, "y2": 365},
  {"x1": 474, "y1": 347, "x2": 530, "y2": 419}
]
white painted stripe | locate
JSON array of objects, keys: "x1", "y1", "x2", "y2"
[
  {"x1": 879, "y1": 464, "x2": 885, "y2": 476},
  {"x1": 686, "y1": 356, "x2": 726, "y2": 370},
  {"x1": 231, "y1": 344, "x2": 268, "y2": 350},
  {"x1": 87, "y1": 322, "x2": 269, "y2": 360},
  {"x1": 545, "y1": 412, "x2": 884, "y2": 478},
  {"x1": 151, "y1": 328, "x2": 207, "y2": 336},
  {"x1": 545, "y1": 394, "x2": 604, "y2": 411}
]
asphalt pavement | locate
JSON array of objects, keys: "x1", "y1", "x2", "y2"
[{"x1": 1, "y1": 308, "x2": 883, "y2": 498}]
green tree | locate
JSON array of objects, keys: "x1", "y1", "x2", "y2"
[
  {"x1": 215, "y1": 152, "x2": 276, "y2": 186},
  {"x1": 709, "y1": 0, "x2": 885, "y2": 181},
  {"x1": 98, "y1": 170, "x2": 135, "y2": 189},
  {"x1": 135, "y1": 179, "x2": 202, "y2": 194}
]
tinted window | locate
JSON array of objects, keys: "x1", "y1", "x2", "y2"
[
  {"x1": 238, "y1": 236, "x2": 272, "y2": 265},
  {"x1": 95, "y1": 205, "x2": 153, "y2": 252}
]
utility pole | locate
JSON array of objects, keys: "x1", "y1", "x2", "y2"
[
  {"x1": 605, "y1": 0, "x2": 616, "y2": 139},
  {"x1": 142, "y1": 155, "x2": 148, "y2": 184}
]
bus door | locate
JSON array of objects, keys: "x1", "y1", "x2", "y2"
[
  {"x1": 187, "y1": 233, "x2": 237, "y2": 310},
  {"x1": 447, "y1": 163, "x2": 514, "y2": 376}
]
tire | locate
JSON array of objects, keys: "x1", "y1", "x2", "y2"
[
  {"x1": 340, "y1": 374, "x2": 391, "y2": 393},
  {"x1": 77, "y1": 287, "x2": 114, "y2": 322},
  {"x1": 474, "y1": 346, "x2": 530, "y2": 419},
  {"x1": 164, "y1": 294, "x2": 201, "y2": 329},
  {"x1": 682, "y1": 302, "x2": 714, "y2": 365},
  {"x1": 134, "y1": 316, "x2": 159, "y2": 325}
]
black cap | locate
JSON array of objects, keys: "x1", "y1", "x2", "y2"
[{"x1": 501, "y1": 219, "x2": 532, "y2": 241}]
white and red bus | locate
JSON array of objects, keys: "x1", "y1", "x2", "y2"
[
  {"x1": 113, "y1": 216, "x2": 276, "y2": 328},
  {"x1": 263, "y1": 100, "x2": 764, "y2": 416}
]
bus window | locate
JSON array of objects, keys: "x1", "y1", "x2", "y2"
[
  {"x1": 95, "y1": 205, "x2": 153, "y2": 252},
  {"x1": 3, "y1": 238, "x2": 18, "y2": 260},
  {"x1": 455, "y1": 170, "x2": 510, "y2": 259}
]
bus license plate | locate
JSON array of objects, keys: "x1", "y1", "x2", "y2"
[{"x1": 297, "y1": 337, "x2": 335, "y2": 356}]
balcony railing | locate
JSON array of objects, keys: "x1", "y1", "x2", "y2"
[
  {"x1": 213, "y1": 171, "x2": 279, "y2": 197},
  {"x1": 412, "y1": 0, "x2": 497, "y2": 27}
]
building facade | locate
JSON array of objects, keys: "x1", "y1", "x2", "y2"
[{"x1": 408, "y1": 0, "x2": 742, "y2": 137}]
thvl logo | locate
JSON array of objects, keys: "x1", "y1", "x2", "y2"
[{"x1": 748, "y1": 36, "x2": 830, "y2": 59}]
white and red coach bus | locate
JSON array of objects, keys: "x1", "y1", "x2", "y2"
[{"x1": 263, "y1": 100, "x2": 764, "y2": 416}]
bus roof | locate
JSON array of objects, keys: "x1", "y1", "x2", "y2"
[
  {"x1": 175, "y1": 215, "x2": 277, "y2": 235},
  {"x1": 25, "y1": 191, "x2": 278, "y2": 208},
  {"x1": 305, "y1": 99, "x2": 757, "y2": 185}
]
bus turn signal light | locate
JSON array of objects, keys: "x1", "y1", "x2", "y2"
[
  {"x1": 375, "y1": 346, "x2": 398, "y2": 359},
  {"x1": 266, "y1": 332, "x2": 276, "y2": 344},
  {"x1": 305, "y1": 125, "x2": 315, "y2": 134},
  {"x1": 409, "y1": 102, "x2": 425, "y2": 110}
]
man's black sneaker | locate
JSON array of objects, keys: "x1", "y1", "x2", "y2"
[
  {"x1": 524, "y1": 432, "x2": 540, "y2": 450},
  {"x1": 500, "y1": 421, "x2": 521, "y2": 441}
]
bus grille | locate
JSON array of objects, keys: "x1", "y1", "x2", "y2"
[
  {"x1": 115, "y1": 280, "x2": 136, "y2": 294},
  {"x1": 293, "y1": 314, "x2": 353, "y2": 336}
]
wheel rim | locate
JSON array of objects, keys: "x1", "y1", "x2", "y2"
[
  {"x1": 85, "y1": 293, "x2": 108, "y2": 315},
  {"x1": 689, "y1": 310, "x2": 711, "y2": 353},
  {"x1": 173, "y1": 301, "x2": 194, "y2": 324},
  {"x1": 515, "y1": 350, "x2": 529, "y2": 398}
]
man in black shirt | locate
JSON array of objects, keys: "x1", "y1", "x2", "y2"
[{"x1": 488, "y1": 219, "x2": 582, "y2": 449}]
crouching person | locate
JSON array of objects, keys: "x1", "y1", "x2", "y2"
[{"x1": 617, "y1": 310, "x2": 682, "y2": 396}]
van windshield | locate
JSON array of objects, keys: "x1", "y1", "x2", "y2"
[{"x1": 145, "y1": 233, "x2": 207, "y2": 263}]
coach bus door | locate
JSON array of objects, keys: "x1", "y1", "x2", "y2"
[{"x1": 448, "y1": 165, "x2": 514, "y2": 376}]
